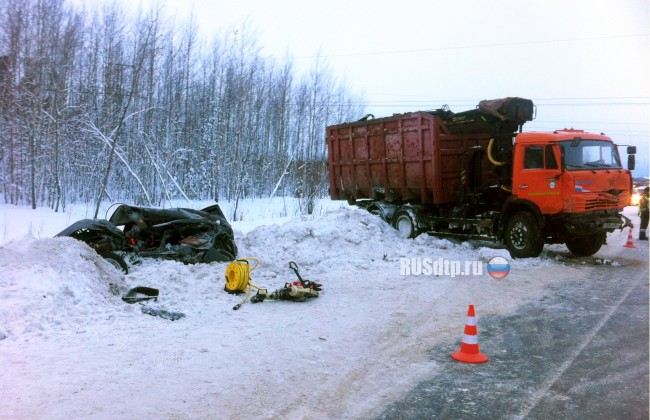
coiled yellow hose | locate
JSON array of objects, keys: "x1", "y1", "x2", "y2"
[{"x1": 225, "y1": 258, "x2": 263, "y2": 310}]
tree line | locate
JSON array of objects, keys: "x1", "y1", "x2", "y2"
[{"x1": 0, "y1": 0, "x2": 363, "y2": 217}]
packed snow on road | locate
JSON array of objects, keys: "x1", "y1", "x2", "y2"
[{"x1": 0, "y1": 198, "x2": 642, "y2": 418}]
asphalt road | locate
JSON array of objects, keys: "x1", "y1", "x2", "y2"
[{"x1": 378, "y1": 242, "x2": 649, "y2": 420}]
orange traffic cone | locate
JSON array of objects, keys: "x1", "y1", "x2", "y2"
[
  {"x1": 451, "y1": 304, "x2": 488, "y2": 364},
  {"x1": 623, "y1": 228, "x2": 636, "y2": 248}
]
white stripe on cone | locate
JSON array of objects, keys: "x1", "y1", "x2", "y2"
[{"x1": 462, "y1": 334, "x2": 479, "y2": 344}]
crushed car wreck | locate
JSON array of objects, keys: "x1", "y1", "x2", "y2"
[{"x1": 56, "y1": 204, "x2": 238, "y2": 273}]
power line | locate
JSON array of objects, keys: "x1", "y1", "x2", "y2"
[
  {"x1": 530, "y1": 122, "x2": 648, "y2": 134},
  {"x1": 369, "y1": 96, "x2": 648, "y2": 102},
  {"x1": 536, "y1": 120, "x2": 647, "y2": 126},
  {"x1": 294, "y1": 33, "x2": 648, "y2": 59},
  {"x1": 360, "y1": 96, "x2": 648, "y2": 105},
  {"x1": 531, "y1": 127, "x2": 648, "y2": 135},
  {"x1": 533, "y1": 96, "x2": 648, "y2": 101},
  {"x1": 530, "y1": 102, "x2": 648, "y2": 107},
  {"x1": 360, "y1": 101, "x2": 649, "y2": 108}
]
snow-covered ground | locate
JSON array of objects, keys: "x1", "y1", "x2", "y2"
[{"x1": 0, "y1": 198, "x2": 644, "y2": 419}]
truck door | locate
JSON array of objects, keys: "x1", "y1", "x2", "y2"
[{"x1": 513, "y1": 144, "x2": 563, "y2": 214}]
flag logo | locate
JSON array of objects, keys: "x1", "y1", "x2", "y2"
[{"x1": 487, "y1": 256, "x2": 510, "y2": 279}]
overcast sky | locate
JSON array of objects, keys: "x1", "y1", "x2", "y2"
[{"x1": 97, "y1": 0, "x2": 650, "y2": 176}]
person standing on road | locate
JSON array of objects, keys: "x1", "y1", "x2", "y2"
[{"x1": 639, "y1": 186, "x2": 649, "y2": 240}]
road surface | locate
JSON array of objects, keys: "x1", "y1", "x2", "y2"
[{"x1": 378, "y1": 239, "x2": 649, "y2": 419}]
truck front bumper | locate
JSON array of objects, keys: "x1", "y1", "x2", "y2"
[{"x1": 564, "y1": 210, "x2": 632, "y2": 234}]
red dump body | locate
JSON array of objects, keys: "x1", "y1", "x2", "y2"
[{"x1": 327, "y1": 112, "x2": 495, "y2": 205}]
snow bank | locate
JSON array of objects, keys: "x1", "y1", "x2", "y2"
[{"x1": 0, "y1": 237, "x2": 128, "y2": 337}]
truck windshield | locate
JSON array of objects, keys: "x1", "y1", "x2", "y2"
[{"x1": 560, "y1": 140, "x2": 622, "y2": 170}]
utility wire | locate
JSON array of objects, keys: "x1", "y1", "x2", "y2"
[
  {"x1": 294, "y1": 33, "x2": 648, "y2": 59},
  {"x1": 365, "y1": 96, "x2": 648, "y2": 102},
  {"x1": 537, "y1": 120, "x2": 647, "y2": 126},
  {"x1": 359, "y1": 101, "x2": 648, "y2": 108}
]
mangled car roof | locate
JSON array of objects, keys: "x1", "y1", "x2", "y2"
[{"x1": 108, "y1": 204, "x2": 221, "y2": 226}]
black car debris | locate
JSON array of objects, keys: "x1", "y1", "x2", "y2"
[{"x1": 56, "y1": 204, "x2": 238, "y2": 273}]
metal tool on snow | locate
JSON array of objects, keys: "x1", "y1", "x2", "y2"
[
  {"x1": 250, "y1": 261, "x2": 322, "y2": 304},
  {"x1": 224, "y1": 259, "x2": 323, "y2": 308}
]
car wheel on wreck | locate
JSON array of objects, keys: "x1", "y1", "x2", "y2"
[
  {"x1": 203, "y1": 238, "x2": 238, "y2": 263},
  {"x1": 101, "y1": 251, "x2": 129, "y2": 274},
  {"x1": 202, "y1": 247, "x2": 234, "y2": 263}
]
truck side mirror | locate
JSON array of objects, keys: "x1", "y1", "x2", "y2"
[
  {"x1": 627, "y1": 146, "x2": 637, "y2": 154},
  {"x1": 628, "y1": 154, "x2": 635, "y2": 171}
]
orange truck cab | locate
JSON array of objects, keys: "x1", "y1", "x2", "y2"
[{"x1": 507, "y1": 129, "x2": 633, "y2": 257}]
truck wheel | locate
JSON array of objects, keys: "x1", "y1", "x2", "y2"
[
  {"x1": 367, "y1": 203, "x2": 386, "y2": 222},
  {"x1": 504, "y1": 212, "x2": 543, "y2": 258},
  {"x1": 392, "y1": 209, "x2": 419, "y2": 239},
  {"x1": 565, "y1": 233, "x2": 605, "y2": 257}
]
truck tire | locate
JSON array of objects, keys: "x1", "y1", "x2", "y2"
[
  {"x1": 367, "y1": 203, "x2": 386, "y2": 222},
  {"x1": 565, "y1": 233, "x2": 605, "y2": 257},
  {"x1": 392, "y1": 208, "x2": 419, "y2": 239},
  {"x1": 504, "y1": 212, "x2": 544, "y2": 258}
]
